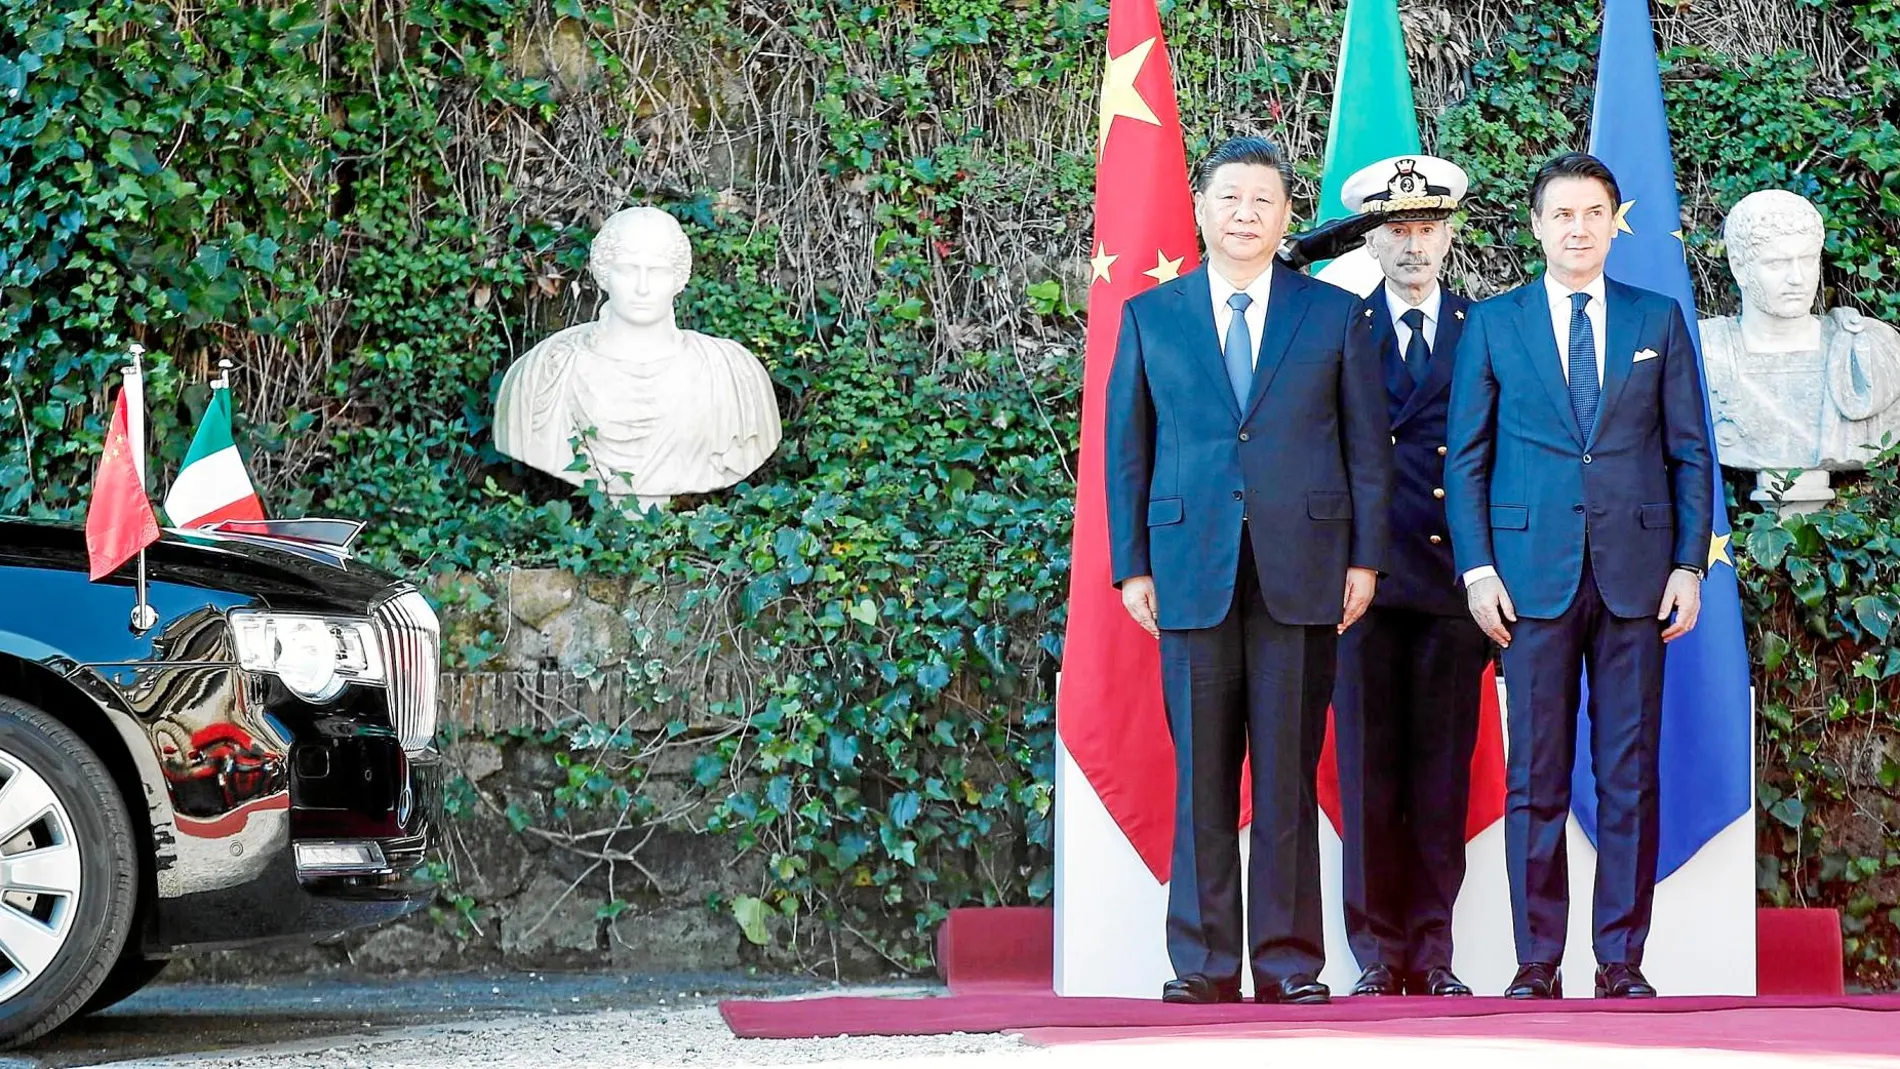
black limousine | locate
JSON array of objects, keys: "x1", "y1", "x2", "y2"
[{"x1": 0, "y1": 518, "x2": 442, "y2": 1045}]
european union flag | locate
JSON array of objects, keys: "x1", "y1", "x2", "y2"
[{"x1": 1576, "y1": 0, "x2": 1754, "y2": 879}]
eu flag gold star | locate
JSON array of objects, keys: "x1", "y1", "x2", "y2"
[
  {"x1": 1097, "y1": 38, "x2": 1161, "y2": 155},
  {"x1": 1709, "y1": 532, "x2": 1733, "y2": 570},
  {"x1": 1614, "y1": 200, "x2": 1636, "y2": 235},
  {"x1": 1090, "y1": 243, "x2": 1118, "y2": 284},
  {"x1": 1143, "y1": 250, "x2": 1184, "y2": 283}
]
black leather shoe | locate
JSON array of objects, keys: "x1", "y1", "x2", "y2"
[
  {"x1": 1594, "y1": 963, "x2": 1657, "y2": 998},
  {"x1": 1162, "y1": 973, "x2": 1242, "y2": 1004},
  {"x1": 1411, "y1": 966, "x2": 1473, "y2": 996},
  {"x1": 1255, "y1": 973, "x2": 1331, "y2": 1004},
  {"x1": 1505, "y1": 962, "x2": 1561, "y2": 999},
  {"x1": 1350, "y1": 963, "x2": 1399, "y2": 996}
]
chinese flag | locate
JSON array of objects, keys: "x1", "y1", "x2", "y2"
[
  {"x1": 1055, "y1": 0, "x2": 1209, "y2": 882},
  {"x1": 86, "y1": 385, "x2": 161, "y2": 581}
]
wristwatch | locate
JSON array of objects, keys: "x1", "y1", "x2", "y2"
[{"x1": 1674, "y1": 564, "x2": 1706, "y2": 580}]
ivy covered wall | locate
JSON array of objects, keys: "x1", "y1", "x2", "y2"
[{"x1": 3, "y1": 0, "x2": 1899, "y2": 981}]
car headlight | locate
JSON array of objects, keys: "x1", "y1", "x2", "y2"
[{"x1": 229, "y1": 612, "x2": 386, "y2": 703}]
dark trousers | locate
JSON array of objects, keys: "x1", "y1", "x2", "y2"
[
  {"x1": 1499, "y1": 556, "x2": 1664, "y2": 966},
  {"x1": 1334, "y1": 606, "x2": 1490, "y2": 974},
  {"x1": 1161, "y1": 537, "x2": 1337, "y2": 985}
]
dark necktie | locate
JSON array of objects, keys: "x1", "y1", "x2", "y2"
[
  {"x1": 1400, "y1": 307, "x2": 1430, "y2": 384},
  {"x1": 1224, "y1": 292, "x2": 1254, "y2": 406},
  {"x1": 1567, "y1": 290, "x2": 1599, "y2": 438}
]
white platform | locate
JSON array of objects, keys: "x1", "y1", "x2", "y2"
[{"x1": 1054, "y1": 680, "x2": 1756, "y2": 998}]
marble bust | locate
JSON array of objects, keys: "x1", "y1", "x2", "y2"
[
  {"x1": 494, "y1": 207, "x2": 782, "y2": 509},
  {"x1": 1701, "y1": 190, "x2": 1900, "y2": 509}
]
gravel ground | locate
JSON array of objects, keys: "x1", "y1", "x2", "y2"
[{"x1": 78, "y1": 996, "x2": 1031, "y2": 1069}]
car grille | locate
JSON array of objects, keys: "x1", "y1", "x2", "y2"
[{"x1": 372, "y1": 588, "x2": 441, "y2": 755}]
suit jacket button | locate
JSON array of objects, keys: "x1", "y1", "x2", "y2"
[
  {"x1": 1233, "y1": 490, "x2": 1244, "y2": 500},
  {"x1": 1429, "y1": 534, "x2": 1443, "y2": 545},
  {"x1": 1583, "y1": 453, "x2": 1593, "y2": 464},
  {"x1": 1239, "y1": 431, "x2": 1250, "y2": 442},
  {"x1": 1432, "y1": 487, "x2": 1446, "y2": 499},
  {"x1": 1573, "y1": 504, "x2": 1585, "y2": 513},
  {"x1": 1390, "y1": 435, "x2": 1398, "y2": 445},
  {"x1": 1437, "y1": 445, "x2": 1448, "y2": 456}
]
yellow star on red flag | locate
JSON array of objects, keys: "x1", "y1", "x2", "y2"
[
  {"x1": 1143, "y1": 250, "x2": 1184, "y2": 283},
  {"x1": 1097, "y1": 38, "x2": 1161, "y2": 155},
  {"x1": 1090, "y1": 243, "x2": 1118, "y2": 284}
]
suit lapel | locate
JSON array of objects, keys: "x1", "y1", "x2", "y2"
[
  {"x1": 1393, "y1": 289, "x2": 1467, "y2": 428},
  {"x1": 1241, "y1": 261, "x2": 1312, "y2": 424},
  {"x1": 1171, "y1": 266, "x2": 1243, "y2": 423},
  {"x1": 1512, "y1": 279, "x2": 1585, "y2": 447},
  {"x1": 1589, "y1": 278, "x2": 1641, "y2": 449}
]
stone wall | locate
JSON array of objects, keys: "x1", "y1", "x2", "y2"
[{"x1": 176, "y1": 568, "x2": 794, "y2": 980}]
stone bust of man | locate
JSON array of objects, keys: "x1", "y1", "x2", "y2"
[
  {"x1": 1701, "y1": 189, "x2": 1900, "y2": 474},
  {"x1": 493, "y1": 207, "x2": 782, "y2": 509}
]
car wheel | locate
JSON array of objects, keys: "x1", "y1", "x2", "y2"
[
  {"x1": 78, "y1": 947, "x2": 167, "y2": 1017},
  {"x1": 0, "y1": 696, "x2": 137, "y2": 1048}
]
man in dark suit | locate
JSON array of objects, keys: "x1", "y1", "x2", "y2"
[
  {"x1": 1444, "y1": 152, "x2": 1714, "y2": 1000},
  {"x1": 1106, "y1": 136, "x2": 1391, "y2": 1006},
  {"x1": 1327, "y1": 155, "x2": 1487, "y2": 1000}
]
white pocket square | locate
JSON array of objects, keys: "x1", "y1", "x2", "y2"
[{"x1": 1633, "y1": 347, "x2": 1660, "y2": 363}]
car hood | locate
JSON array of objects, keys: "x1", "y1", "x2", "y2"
[{"x1": 0, "y1": 519, "x2": 406, "y2": 614}]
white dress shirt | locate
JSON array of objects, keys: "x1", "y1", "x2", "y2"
[
  {"x1": 1386, "y1": 281, "x2": 1442, "y2": 355},
  {"x1": 1462, "y1": 272, "x2": 1611, "y2": 589},
  {"x1": 1209, "y1": 266, "x2": 1274, "y2": 367}
]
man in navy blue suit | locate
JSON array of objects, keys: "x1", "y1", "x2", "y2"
[
  {"x1": 1444, "y1": 152, "x2": 1714, "y2": 1000},
  {"x1": 1106, "y1": 136, "x2": 1391, "y2": 1006},
  {"x1": 1327, "y1": 155, "x2": 1487, "y2": 1000}
]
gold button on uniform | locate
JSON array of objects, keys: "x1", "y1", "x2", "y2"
[
  {"x1": 1437, "y1": 445, "x2": 1448, "y2": 456},
  {"x1": 1390, "y1": 435, "x2": 1398, "y2": 445},
  {"x1": 1433, "y1": 487, "x2": 1446, "y2": 499},
  {"x1": 1429, "y1": 535, "x2": 1443, "y2": 545}
]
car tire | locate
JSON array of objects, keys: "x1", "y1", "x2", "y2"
[
  {"x1": 77, "y1": 948, "x2": 168, "y2": 1017},
  {"x1": 0, "y1": 696, "x2": 138, "y2": 1048}
]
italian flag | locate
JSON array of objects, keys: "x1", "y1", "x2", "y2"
[
  {"x1": 164, "y1": 386, "x2": 265, "y2": 528},
  {"x1": 1311, "y1": 0, "x2": 1424, "y2": 297}
]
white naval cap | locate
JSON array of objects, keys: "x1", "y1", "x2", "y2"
[{"x1": 1339, "y1": 153, "x2": 1469, "y2": 220}]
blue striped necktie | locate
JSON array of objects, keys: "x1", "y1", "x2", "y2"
[
  {"x1": 1224, "y1": 292, "x2": 1254, "y2": 406},
  {"x1": 1567, "y1": 290, "x2": 1599, "y2": 438}
]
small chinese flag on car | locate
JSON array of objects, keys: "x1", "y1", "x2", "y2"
[
  {"x1": 163, "y1": 376, "x2": 264, "y2": 528},
  {"x1": 86, "y1": 379, "x2": 162, "y2": 581}
]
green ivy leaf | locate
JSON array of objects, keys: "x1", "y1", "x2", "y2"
[
  {"x1": 889, "y1": 790, "x2": 920, "y2": 829},
  {"x1": 1759, "y1": 631, "x2": 1790, "y2": 672},
  {"x1": 1768, "y1": 795, "x2": 1806, "y2": 829},
  {"x1": 1745, "y1": 524, "x2": 1795, "y2": 569},
  {"x1": 731, "y1": 895, "x2": 771, "y2": 946},
  {"x1": 1852, "y1": 595, "x2": 1899, "y2": 641}
]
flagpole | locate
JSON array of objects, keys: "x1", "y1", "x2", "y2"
[{"x1": 126, "y1": 344, "x2": 158, "y2": 633}]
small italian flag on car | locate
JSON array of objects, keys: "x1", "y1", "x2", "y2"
[{"x1": 164, "y1": 380, "x2": 265, "y2": 528}]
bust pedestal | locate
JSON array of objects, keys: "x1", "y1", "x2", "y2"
[{"x1": 1752, "y1": 469, "x2": 1835, "y2": 517}]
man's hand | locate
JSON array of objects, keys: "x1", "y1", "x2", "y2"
[
  {"x1": 1659, "y1": 568, "x2": 1703, "y2": 642},
  {"x1": 1122, "y1": 576, "x2": 1160, "y2": 639},
  {"x1": 1467, "y1": 575, "x2": 1516, "y2": 647},
  {"x1": 1339, "y1": 567, "x2": 1378, "y2": 634}
]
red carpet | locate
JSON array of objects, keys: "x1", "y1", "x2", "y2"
[
  {"x1": 722, "y1": 906, "x2": 1880, "y2": 1054},
  {"x1": 1022, "y1": 1005, "x2": 1900, "y2": 1057},
  {"x1": 719, "y1": 991, "x2": 1900, "y2": 1042}
]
